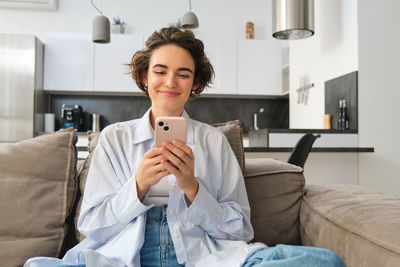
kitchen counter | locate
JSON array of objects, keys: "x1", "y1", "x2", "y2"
[
  {"x1": 245, "y1": 147, "x2": 374, "y2": 153},
  {"x1": 75, "y1": 131, "x2": 374, "y2": 154},
  {"x1": 76, "y1": 143, "x2": 374, "y2": 153},
  {"x1": 243, "y1": 129, "x2": 374, "y2": 153}
]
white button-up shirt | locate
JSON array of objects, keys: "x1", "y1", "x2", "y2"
[{"x1": 30, "y1": 109, "x2": 265, "y2": 267}]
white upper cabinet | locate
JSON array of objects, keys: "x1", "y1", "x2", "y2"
[
  {"x1": 201, "y1": 38, "x2": 237, "y2": 95},
  {"x1": 237, "y1": 39, "x2": 283, "y2": 95},
  {"x1": 94, "y1": 34, "x2": 144, "y2": 93},
  {"x1": 44, "y1": 33, "x2": 285, "y2": 96},
  {"x1": 44, "y1": 33, "x2": 94, "y2": 91}
]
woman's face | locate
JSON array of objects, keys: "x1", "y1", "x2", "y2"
[{"x1": 143, "y1": 44, "x2": 197, "y2": 116}]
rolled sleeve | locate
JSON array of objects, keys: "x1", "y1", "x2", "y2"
[
  {"x1": 186, "y1": 181, "x2": 225, "y2": 231},
  {"x1": 183, "y1": 135, "x2": 253, "y2": 242},
  {"x1": 78, "y1": 130, "x2": 153, "y2": 241},
  {"x1": 111, "y1": 175, "x2": 152, "y2": 224}
]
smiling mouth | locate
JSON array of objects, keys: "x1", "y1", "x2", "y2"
[{"x1": 159, "y1": 91, "x2": 180, "y2": 97}]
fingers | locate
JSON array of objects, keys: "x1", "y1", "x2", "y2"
[
  {"x1": 143, "y1": 148, "x2": 168, "y2": 167},
  {"x1": 144, "y1": 147, "x2": 162, "y2": 159},
  {"x1": 146, "y1": 154, "x2": 167, "y2": 168},
  {"x1": 171, "y1": 140, "x2": 194, "y2": 160},
  {"x1": 137, "y1": 148, "x2": 170, "y2": 189},
  {"x1": 161, "y1": 159, "x2": 180, "y2": 177},
  {"x1": 152, "y1": 168, "x2": 170, "y2": 180},
  {"x1": 160, "y1": 145, "x2": 190, "y2": 170},
  {"x1": 161, "y1": 141, "x2": 193, "y2": 164}
]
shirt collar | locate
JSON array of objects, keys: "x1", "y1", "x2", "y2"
[
  {"x1": 133, "y1": 108, "x2": 154, "y2": 144},
  {"x1": 133, "y1": 108, "x2": 194, "y2": 146}
]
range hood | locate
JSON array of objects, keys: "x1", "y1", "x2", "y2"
[{"x1": 272, "y1": 0, "x2": 314, "y2": 40}]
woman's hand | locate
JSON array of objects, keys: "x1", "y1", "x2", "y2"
[
  {"x1": 136, "y1": 148, "x2": 170, "y2": 201},
  {"x1": 160, "y1": 140, "x2": 199, "y2": 203}
]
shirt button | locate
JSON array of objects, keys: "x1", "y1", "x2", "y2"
[
  {"x1": 200, "y1": 224, "x2": 205, "y2": 228},
  {"x1": 169, "y1": 209, "x2": 174, "y2": 214},
  {"x1": 172, "y1": 183, "x2": 177, "y2": 188},
  {"x1": 174, "y1": 233, "x2": 180, "y2": 239}
]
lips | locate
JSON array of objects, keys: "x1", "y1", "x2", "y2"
[{"x1": 159, "y1": 90, "x2": 181, "y2": 97}]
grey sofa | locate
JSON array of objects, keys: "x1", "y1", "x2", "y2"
[{"x1": 1, "y1": 127, "x2": 400, "y2": 267}]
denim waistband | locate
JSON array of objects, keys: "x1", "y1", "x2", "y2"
[{"x1": 146, "y1": 205, "x2": 168, "y2": 220}]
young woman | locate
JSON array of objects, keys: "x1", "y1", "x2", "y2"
[{"x1": 25, "y1": 27, "x2": 346, "y2": 267}]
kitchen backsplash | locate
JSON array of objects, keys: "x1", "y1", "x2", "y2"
[
  {"x1": 50, "y1": 94, "x2": 289, "y2": 133},
  {"x1": 325, "y1": 71, "x2": 358, "y2": 131}
]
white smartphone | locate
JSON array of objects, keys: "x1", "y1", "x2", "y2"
[{"x1": 155, "y1": 117, "x2": 187, "y2": 148}]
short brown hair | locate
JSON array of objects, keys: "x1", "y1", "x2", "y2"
[{"x1": 128, "y1": 26, "x2": 214, "y2": 98}]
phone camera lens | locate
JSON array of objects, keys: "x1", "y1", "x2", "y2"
[
  {"x1": 163, "y1": 126, "x2": 169, "y2": 131},
  {"x1": 158, "y1": 121, "x2": 164, "y2": 126}
]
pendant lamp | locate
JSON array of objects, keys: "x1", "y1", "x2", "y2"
[
  {"x1": 181, "y1": 0, "x2": 199, "y2": 29},
  {"x1": 91, "y1": 0, "x2": 110, "y2": 43},
  {"x1": 272, "y1": 0, "x2": 314, "y2": 40}
]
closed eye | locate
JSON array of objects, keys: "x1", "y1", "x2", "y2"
[
  {"x1": 154, "y1": 71, "x2": 166, "y2": 75},
  {"x1": 178, "y1": 74, "x2": 190, "y2": 78}
]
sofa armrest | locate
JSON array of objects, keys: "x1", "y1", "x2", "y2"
[
  {"x1": 301, "y1": 184, "x2": 400, "y2": 267},
  {"x1": 244, "y1": 158, "x2": 305, "y2": 246}
]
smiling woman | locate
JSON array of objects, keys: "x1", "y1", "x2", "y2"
[{"x1": 24, "y1": 26, "x2": 345, "y2": 267}]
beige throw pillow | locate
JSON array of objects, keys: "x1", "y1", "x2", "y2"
[
  {"x1": 0, "y1": 128, "x2": 77, "y2": 267},
  {"x1": 244, "y1": 158, "x2": 305, "y2": 246},
  {"x1": 74, "y1": 131, "x2": 100, "y2": 242},
  {"x1": 212, "y1": 120, "x2": 245, "y2": 173}
]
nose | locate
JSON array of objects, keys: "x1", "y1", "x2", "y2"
[{"x1": 165, "y1": 73, "x2": 177, "y2": 88}]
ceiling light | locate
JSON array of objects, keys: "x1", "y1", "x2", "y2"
[
  {"x1": 181, "y1": 0, "x2": 199, "y2": 29},
  {"x1": 91, "y1": 0, "x2": 110, "y2": 43}
]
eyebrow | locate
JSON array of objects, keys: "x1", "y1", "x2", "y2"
[{"x1": 152, "y1": 64, "x2": 193, "y2": 74}]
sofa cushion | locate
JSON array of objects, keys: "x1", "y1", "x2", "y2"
[
  {"x1": 0, "y1": 128, "x2": 77, "y2": 267},
  {"x1": 301, "y1": 184, "x2": 400, "y2": 267},
  {"x1": 244, "y1": 158, "x2": 305, "y2": 246},
  {"x1": 212, "y1": 120, "x2": 244, "y2": 173},
  {"x1": 74, "y1": 131, "x2": 100, "y2": 242}
]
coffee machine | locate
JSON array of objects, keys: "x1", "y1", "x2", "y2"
[{"x1": 61, "y1": 104, "x2": 83, "y2": 131}]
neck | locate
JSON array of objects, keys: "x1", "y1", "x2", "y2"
[{"x1": 150, "y1": 107, "x2": 184, "y2": 129}]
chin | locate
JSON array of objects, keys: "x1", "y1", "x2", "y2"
[{"x1": 158, "y1": 102, "x2": 184, "y2": 113}]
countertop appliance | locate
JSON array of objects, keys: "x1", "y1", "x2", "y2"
[
  {"x1": 61, "y1": 104, "x2": 83, "y2": 131},
  {"x1": 0, "y1": 34, "x2": 47, "y2": 142}
]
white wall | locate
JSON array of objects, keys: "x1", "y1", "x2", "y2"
[
  {"x1": 289, "y1": 0, "x2": 358, "y2": 129},
  {"x1": 0, "y1": 0, "x2": 273, "y2": 41},
  {"x1": 289, "y1": 0, "x2": 400, "y2": 195},
  {"x1": 358, "y1": 0, "x2": 400, "y2": 196}
]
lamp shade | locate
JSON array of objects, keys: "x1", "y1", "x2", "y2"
[
  {"x1": 181, "y1": 11, "x2": 199, "y2": 29},
  {"x1": 93, "y1": 15, "x2": 110, "y2": 43},
  {"x1": 272, "y1": 0, "x2": 314, "y2": 40}
]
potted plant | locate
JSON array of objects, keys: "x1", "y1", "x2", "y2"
[{"x1": 112, "y1": 17, "x2": 126, "y2": 34}]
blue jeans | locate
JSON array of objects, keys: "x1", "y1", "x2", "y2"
[
  {"x1": 140, "y1": 205, "x2": 184, "y2": 267},
  {"x1": 141, "y1": 206, "x2": 346, "y2": 267},
  {"x1": 243, "y1": 244, "x2": 346, "y2": 267}
]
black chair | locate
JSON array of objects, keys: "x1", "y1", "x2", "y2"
[{"x1": 287, "y1": 134, "x2": 321, "y2": 168}]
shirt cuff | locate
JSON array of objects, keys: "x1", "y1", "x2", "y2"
[
  {"x1": 111, "y1": 175, "x2": 152, "y2": 224},
  {"x1": 185, "y1": 182, "x2": 225, "y2": 232}
]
